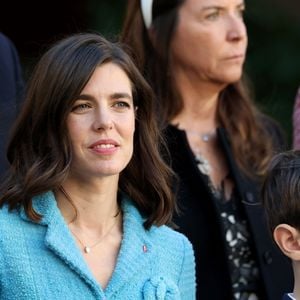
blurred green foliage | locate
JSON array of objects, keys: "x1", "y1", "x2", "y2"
[
  {"x1": 87, "y1": 0, "x2": 125, "y2": 40},
  {"x1": 87, "y1": 0, "x2": 300, "y2": 145},
  {"x1": 245, "y1": 1, "x2": 300, "y2": 145}
]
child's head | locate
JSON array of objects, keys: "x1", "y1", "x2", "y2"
[{"x1": 262, "y1": 150, "x2": 300, "y2": 261}]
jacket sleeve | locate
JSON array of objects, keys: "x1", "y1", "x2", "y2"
[
  {"x1": 0, "y1": 237, "x2": 3, "y2": 296},
  {"x1": 177, "y1": 236, "x2": 196, "y2": 300},
  {"x1": 293, "y1": 87, "x2": 300, "y2": 149},
  {"x1": 8, "y1": 37, "x2": 24, "y2": 110},
  {"x1": 0, "y1": 32, "x2": 24, "y2": 110}
]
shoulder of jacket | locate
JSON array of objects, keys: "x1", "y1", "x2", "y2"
[
  {"x1": 149, "y1": 224, "x2": 192, "y2": 252},
  {"x1": 0, "y1": 205, "x2": 21, "y2": 229}
]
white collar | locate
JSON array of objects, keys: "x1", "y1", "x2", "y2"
[{"x1": 141, "y1": 0, "x2": 153, "y2": 29}]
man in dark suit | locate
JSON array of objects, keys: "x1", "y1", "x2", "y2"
[{"x1": 0, "y1": 33, "x2": 24, "y2": 178}]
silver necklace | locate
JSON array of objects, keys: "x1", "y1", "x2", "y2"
[
  {"x1": 186, "y1": 129, "x2": 216, "y2": 142},
  {"x1": 59, "y1": 186, "x2": 121, "y2": 254}
]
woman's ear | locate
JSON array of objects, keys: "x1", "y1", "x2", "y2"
[{"x1": 273, "y1": 224, "x2": 300, "y2": 261}]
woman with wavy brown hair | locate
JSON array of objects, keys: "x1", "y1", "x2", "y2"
[
  {"x1": 121, "y1": 0, "x2": 293, "y2": 299},
  {"x1": 0, "y1": 33, "x2": 195, "y2": 299}
]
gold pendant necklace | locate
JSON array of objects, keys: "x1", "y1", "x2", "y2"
[
  {"x1": 69, "y1": 216, "x2": 120, "y2": 254},
  {"x1": 59, "y1": 186, "x2": 121, "y2": 254}
]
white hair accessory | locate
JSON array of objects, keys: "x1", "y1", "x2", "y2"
[{"x1": 141, "y1": 0, "x2": 153, "y2": 29}]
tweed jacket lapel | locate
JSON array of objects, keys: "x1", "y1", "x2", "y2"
[
  {"x1": 20, "y1": 191, "x2": 155, "y2": 298},
  {"x1": 20, "y1": 191, "x2": 105, "y2": 298},
  {"x1": 105, "y1": 195, "x2": 155, "y2": 298}
]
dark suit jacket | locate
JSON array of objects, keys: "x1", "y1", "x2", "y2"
[
  {"x1": 0, "y1": 33, "x2": 24, "y2": 177},
  {"x1": 164, "y1": 120, "x2": 293, "y2": 300},
  {"x1": 283, "y1": 294, "x2": 295, "y2": 300}
]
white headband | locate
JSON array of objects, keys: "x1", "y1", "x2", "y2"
[{"x1": 141, "y1": 0, "x2": 153, "y2": 29}]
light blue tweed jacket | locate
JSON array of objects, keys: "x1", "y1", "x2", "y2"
[{"x1": 0, "y1": 191, "x2": 196, "y2": 299}]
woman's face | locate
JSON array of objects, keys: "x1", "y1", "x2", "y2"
[
  {"x1": 170, "y1": 0, "x2": 247, "y2": 84},
  {"x1": 67, "y1": 62, "x2": 135, "y2": 180}
]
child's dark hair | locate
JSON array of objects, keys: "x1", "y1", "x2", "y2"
[{"x1": 262, "y1": 150, "x2": 300, "y2": 232}]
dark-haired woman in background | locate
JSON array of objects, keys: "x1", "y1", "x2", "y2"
[
  {"x1": 121, "y1": 0, "x2": 293, "y2": 299},
  {"x1": 0, "y1": 33, "x2": 195, "y2": 299}
]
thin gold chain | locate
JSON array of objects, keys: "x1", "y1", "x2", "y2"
[
  {"x1": 59, "y1": 185, "x2": 121, "y2": 254},
  {"x1": 69, "y1": 215, "x2": 120, "y2": 253}
]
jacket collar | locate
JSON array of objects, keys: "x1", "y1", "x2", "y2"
[
  {"x1": 20, "y1": 191, "x2": 155, "y2": 297},
  {"x1": 20, "y1": 191, "x2": 104, "y2": 297}
]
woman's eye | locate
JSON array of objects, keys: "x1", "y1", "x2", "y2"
[
  {"x1": 205, "y1": 11, "x2": 220, "y2": 21},
  {"x1": 71, "y1": 103, "x2": 91, "y2": 112},
  {"x1": 113, "y1": 101, "x2": 131, "y2": 109},
  {"x1": 237, "y1": 8, "x2": 245, "y2": 19}
]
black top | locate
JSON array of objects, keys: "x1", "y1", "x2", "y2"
[
  {"x1": 164, "y1": 121, "x2": 293, "y2": 300},
  {"x1": 212, "y1": 181, "x2": 261, "y2": 299}
]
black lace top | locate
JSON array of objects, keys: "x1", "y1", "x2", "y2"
[
  {"x1": 215, "y1": 189, "x2": 262, "y2": 300},
  {"x1": 195, "y1": 154, "x2": 262, "y2": 299}
]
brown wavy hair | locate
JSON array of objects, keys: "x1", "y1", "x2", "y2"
[
  {"x1": 0, "y1": 33, "x2": 175, "y2": 229},
  {"x1": 121, "y1": 0, "x2": 276, "y2": 177}
]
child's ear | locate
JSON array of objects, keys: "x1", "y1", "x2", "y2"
[{"x1": 273, "y1": 224, "x2": 300, "y2": 260}]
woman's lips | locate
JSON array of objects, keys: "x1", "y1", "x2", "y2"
[{"x1": 89, "y1": 139, "x2": 119, "y2": 155}]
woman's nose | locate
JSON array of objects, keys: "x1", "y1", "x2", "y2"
[
  {"x1": 226, "y1": 15, "x2": 247, "y2": 42},
  {"x1": 93, "y1": 107, "x2": 113, "y2": 131}
]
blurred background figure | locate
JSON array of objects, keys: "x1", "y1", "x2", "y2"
[
  {"x1": 121, "y1": 0, "x2": 293, "y2": 299},
  {"x1": 0, "y1": 32, "x2": 24, "y2": 178},
  {"x1": 293, "y1": 87, "x2": 300, "y2": 149}
]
